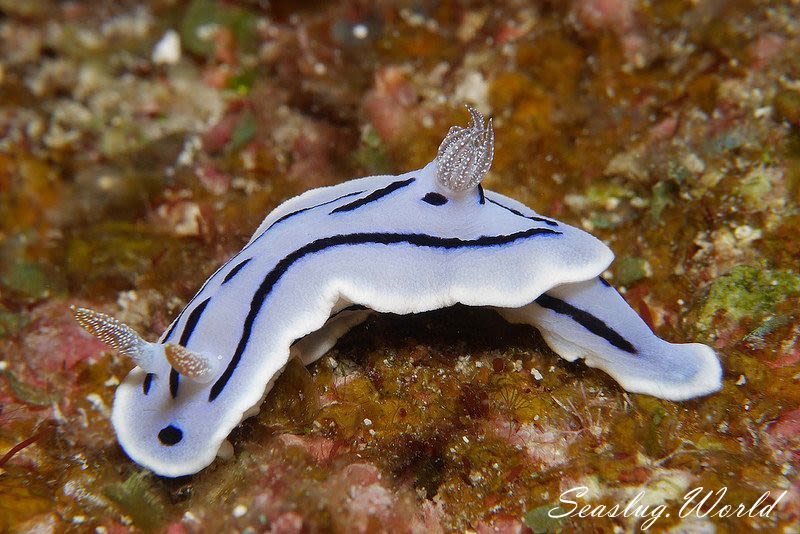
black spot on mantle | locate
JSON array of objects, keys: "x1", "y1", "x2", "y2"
[
  {"x1": 158, "y1": 425, "x2": 183, "y2": 446},
  {"x1": 422, "y1": 192, "x2": 448, "y2": 205}
]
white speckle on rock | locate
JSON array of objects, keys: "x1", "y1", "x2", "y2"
[
  {"x1": 156, "y1": 201, "x2": 202, "y2": 236},
  {"x1": 363, "y1": 418, "x2": 372, "y2": 426},
  {"x1": 455, "y1": 355, "x2": 472, "y2": 374},
  {"x1": 177, "y1": 135, "x2": 202, "y2": 167},
  {"x1": 101, "y1": 6, "x2": 153, "y2": 39},
  {"x1": 152, "y1": 30, "x2": 181, "y2": 65},
  {"x1": 733, "y1": 224, "x2": 762, "y2": 244},
  {"x1": 452, "y1": 70, "x2": 489, "y2": 115},
  {"x1": 682, "y1": 152, "x2": 706, "y2": 174},
  {"x1": 754, "y1": 106, "x2": 772, "y2": 119},
  {"x1": 85, "y1": 393, "x2": 110, "y2": 417},
  {"x1": 352, "y1": 24, "x2": 369, "y2": 39},
  {"x1": 233, "y1": 504, "x2": 248, "y2": 518},
  {"x1": 104, "y1": 376, "x2": 120, "y2": 387},
  {"x1": 605, "y1": 147, "x2": 648, "y2": 182},
  {"x1": 736, "y1": 375, "x2": 747, "y2": 386},
  {"x1": 96, "y1": 173, "x2": 118, "y2": 191},
  {"x1": 196, "y1": 23, "x2": 220, "y2": 42},
  {"x1": 532, "y1": 368, "x2": 543, "y2": 381}
]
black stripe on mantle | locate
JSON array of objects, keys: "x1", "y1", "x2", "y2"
[
  {"x1": 161, "y1": 189, "x2": 365, "y2": 344},
  {"x1": 208, "y1": 227, "x2": 561, "y2": 401},
  {"x1": 534, "y1": 293, "x2": 636, "y2": 354},
  {"x1": 159, "y1": 189, "x2": 366, "y2": 397},
  {"x1": 330, "y1": 178, "x2": 415, "y2": 214},
  {"x1": 169, "y1": 297, "x2": 211, "y2": 398},
  {"x1": 486, "y1": 197, "x2": 558, "y2": 227}
]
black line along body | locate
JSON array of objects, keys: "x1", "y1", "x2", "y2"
[
  {"x1": 330, "y1": 178, "x2": 415, "y2": 214},
  {"x1": 223, "y1": 258, "x2": 252, "y2": 284},
  {"x1": 209, "y1": 227, "x2": 561, "y2": 401},
  {"x1": 168, "y1": 297, "x2": 210, "y2": 398},
  {"x1": 161, "y1": 189, "x2": 366, "y2": 345},
  {"x1": 142, "y1": 373, "x2": 154, "y2": 395},
  {"x1": 486, "y1": 197, "x2": 558, "y2": 227},
  {"x1": 533, "y1": 293, "x2": 636, "y2": 354}
]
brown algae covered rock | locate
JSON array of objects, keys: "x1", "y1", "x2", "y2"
[{"x1": 1, "y1": 0, "x2": 800, "y2": 532}]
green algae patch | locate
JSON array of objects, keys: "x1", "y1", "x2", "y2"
[
  {"x1": 1, "y1": 371, "x2": 50, "y2": 407},
  {"x1": 64, "y1": 222, "x2": 184, "y2": 294},
  {"x1": 356, "y1": 127, "x2": 393, "y2": 176},
  {"x1": 103, "y1": 471, "x2": 166, "y2": 533},
  {"x1": 0, "y1": 307, "x2": 29, "y2": 337},
  {"x1": 650, "y1": 180, "x2": 678, "y2": 222},
  {"x1": 180, "y1": 0, "x2": 258, "y2": 57},
  {"x1": 0, "y1": 261, "x2": 65, "y2": 302},
  {"x1": 738, "y1": 166, "x2": 781, "y2": 209},
  {"x1": 524, "y1": 505, "x2": 566, "y2": 533},
  {"x1": 227, "y1": 110, "x2": 257, "y2": 154},
  {"x1": 696, "y1": 266, "x2": 800, "y2": 331},
  {"x1": 585, "y1": 183, "x2": 634, "y2": 208},
  {"x1": 615, "y1": 257, "x2": 652, "y2": 287}
]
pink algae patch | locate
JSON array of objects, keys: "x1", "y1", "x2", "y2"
[
  {"x1": 326, "y1": 463, "x2": 393, "y2": 533},
  {"x1": 164, "y1": 521, "x2": 190, "y2": 534},
  {"x1": 749, "y1": 33, "x2": 786, "y2": 69},
  {"x1": 339, "y1": 462, "x2": 383, "y2": 486},
  {"x1": 413, "y1": 500, "x2": 446, "y2": 534},
  {"x1": 277, "y1": 433, "x2": 338, "y2": 464},
  {"x1": 269, "y1": 511, "x2": 304, "y2": 534},
  {"x1": 364, "y1": 67, "x2": 418, "y2": 145},
  {"x1": 768, "y1": 407, "x2": 800, "y2": 449},
  {"x1": 487, "y1": 417, "x2": 579, "y2": 468},
  {"x1": 25, "y1": 300, "x2": 107, "y2": 373},
  {"x1": 573, "y1": 0, "x2": 635, "y2": 33},
  {"x1": 476, "y1": 515, "x2": 526, "y2": 534},
  {"x1": 769, "y1": 343, "x2": 800, "y2": 369}
]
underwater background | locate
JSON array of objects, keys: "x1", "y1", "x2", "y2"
[{"x1": 1, "y1": 0, "x2": 799, "y2": 531}]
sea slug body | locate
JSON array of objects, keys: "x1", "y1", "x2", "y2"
[{"x1": 74, "y1": 106, "x2": 722, "y2": 477}]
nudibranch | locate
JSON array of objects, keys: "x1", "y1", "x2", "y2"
[{"x1": 74, "y1": 106, "x2": 722, "y2": 477}]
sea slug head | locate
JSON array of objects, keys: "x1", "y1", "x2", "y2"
[
  {"x1": 72, "y1": 305, "x2": 223, "y2": 476},
  {"x1": 435, "y1": 105, "x2": 494, "y2": 197}
]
